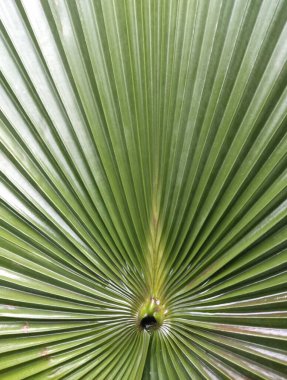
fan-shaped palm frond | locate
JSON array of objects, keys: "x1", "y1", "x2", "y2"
[{"x1": 1, "y1": 0, "x2": 287, "y2": 379}]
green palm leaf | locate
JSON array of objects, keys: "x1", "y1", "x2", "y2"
[{"x1": 1, "y1": 0, "x2": 287, "y2": 378}]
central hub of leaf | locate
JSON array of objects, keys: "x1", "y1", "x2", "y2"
[
  {"x1": 137, "y1": 297, "x2": 166, "y2": 333},
  {"x1": 140, "y1": 315, "x2": 157, "y2": 330}
]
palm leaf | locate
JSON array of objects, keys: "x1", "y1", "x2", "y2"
[{"x1": 1, "y1": 0, "x2": 287, "y2": 379}]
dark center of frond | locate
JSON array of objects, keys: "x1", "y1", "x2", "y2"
[{"x1": 140, "y1": 315, "x2": 157, "y2": 330}]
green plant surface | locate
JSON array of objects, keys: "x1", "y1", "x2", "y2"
[{"x1": 0, "y1": 0, "x2": 287, "y2": 379}]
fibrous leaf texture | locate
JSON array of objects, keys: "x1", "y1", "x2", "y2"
[{"x1": 1, "y1": 0, "x2": 287, "y2": 379}]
